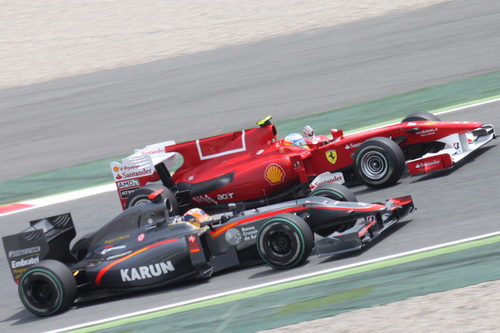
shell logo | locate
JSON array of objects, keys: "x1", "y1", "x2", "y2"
[
  {"x1": 113, "y1": 166, "x2": 119, "y2": 173},
  {"x1": 265, "y1": 164, "x2": 285, "y2": 185}
]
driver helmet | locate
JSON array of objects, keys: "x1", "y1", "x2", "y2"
[
  {"x1": 283, "y1": 133, "x2": 308, "y2": 148},
  {"x1": 183, "y1": 208, "x2": 210, "y2": 227}
]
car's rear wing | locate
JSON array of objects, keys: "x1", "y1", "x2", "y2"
[
  {"x1": 110, "y1": 141, "x2": 179, "y2": 208},
  {"x1": 110, "y1": 123, "x2": 278, "y2": 209},
  {"x1": 2, "y1": 213, "x2": 76, "y2": 283}
]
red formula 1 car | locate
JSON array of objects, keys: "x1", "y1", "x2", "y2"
[{"x1": 111, "y1": 112, "x2": 494, "y2": 211}]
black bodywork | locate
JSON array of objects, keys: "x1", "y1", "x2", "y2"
[{"x1": 3, "y1": 193, "x2": 414, "y2": 315}]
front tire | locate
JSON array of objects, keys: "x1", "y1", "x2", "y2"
[
  {"x1": 401, "y1": 112, "x2": 441, "y2": 122},
  {"x1": 257, "y1": 213, "x2": 314, "y2": 270},
  {"x1": 354, "y1": 137, "x2": 405, "y2": 188},
  {"x1": 18, "y1": 260, "x2": 76, "y2": 316},
  {"x1": 125, "y1": 184, "x2": 178, "y2": 215}
]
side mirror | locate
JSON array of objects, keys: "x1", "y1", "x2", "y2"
[{"x1": 330, "y1": 129, "x2": 344, "y2": 141}]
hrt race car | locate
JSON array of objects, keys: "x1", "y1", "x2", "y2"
[
  {"x1": 110, "y1": 112, "x2": 494, "y2": 211},
  {"x1": 2, "y1": 184, "x2": 414, "y2": 316}
]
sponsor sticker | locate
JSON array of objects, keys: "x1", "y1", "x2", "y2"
[
  {"x1": 120, "y1": 261, "x2": 175, "y2": 282},
  {"x1": 107, "y1": 250, "x2": 132, "y2": 261},
  {"x1": 225, "y1": 228, "x2": 242, "y2": 245},
  {"x1": 365, "y1": 215, "x2": 376, "y2": 223},
  {"x1": 112, "y1": 164, "x2": 155, "y2": 181},
  {"x1": 192, "y1": 194, "x2": 218, "y2": 205},
  {"x1": 187, "y1": 235, "x2": 201, "y2": 253},
  {"x1": 344, "y1": 142, "x2": 361, "y2": 150},
  {"x1": 216, "y1": 192, "x2": 234, "y2": 201},
  {"x1": 119, "y1": 188, "x2": 139, "y2": 199},
  {"x1": 415, "y1": 160, "x2": 440, "y2": 168},
  {"x1": 325, "y1": 150, "x2": 338, "y2": 164},
  {"x1": 8, "y1": 246, "x2": 40, "y2": 258},
  {"x1": 104, "y1": 235, "x2": 131, "y2": 244},
  {"x1": 117, "y1": 179, "x2": 140, "y2": 189},
  {"x1": 137, "y1": 233, "x2": 145, "y2": 242},
  {"x1": 11, "y1": 256, "x2": 40, "y2": 269},
  {"x1": 309, "y1": 172, "x2": 345, "y2": 189},
  {"x1": 241, "y1": 226, "x2": 258, "y2": 241},
  {"x1": 100, "y1": 245, "x2": 127, "y2": 255},
  {"x1": 415, "y1": 128, "x2": 438, "y2": 136},
  {"x1": 265, "y1": 163, "x2": 285, "y2": 185}
]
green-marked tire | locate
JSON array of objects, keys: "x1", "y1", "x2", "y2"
[
  {"x1": 19, "y1": 259, "x2": 76, "y2": 316},
  {"x1": 257, "y1": 213, "x2": 314, "y2": 270}
]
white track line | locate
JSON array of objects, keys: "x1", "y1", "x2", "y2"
[
  {"x1": 46, "y1": 230, "x2": 500, "y2": 333},
  {"x1": 436, "y1": 96, "x2": 500, "y2": 115}
]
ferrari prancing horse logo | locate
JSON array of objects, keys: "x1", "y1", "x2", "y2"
[{"x1": 326, "y1": 150, "x2": 337, "y2": 164}]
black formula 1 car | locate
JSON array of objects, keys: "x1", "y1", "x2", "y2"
[{"x1": 2, "y1": 184, "x2": 414, "y2": 316}]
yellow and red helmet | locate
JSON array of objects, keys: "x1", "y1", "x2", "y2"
[{"x1": 182, "y1": 208, "x2": 210, "y2": 227}]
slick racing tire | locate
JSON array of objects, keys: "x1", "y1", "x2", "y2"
[
  {"x1": 257, "y1": 213, "x2": 314, "y2": 270},
  {"x1": 354, "y1": 137, "x2": 405, "y2": 188},
  {"x1": 125, "y1": 184, "x2": 179, "y2": 215},
  {"x1": 18, "y1": 260, "x2": 76, "y2": 316},
  {"x1": 308, "y1": 183, "x2": 357, "y2": 202},
  {"x1": 308, "y1": 184, "x2": 358, "y2": 235},
  {"x1": 401, "y1": 111, "x2": 441, "y2": 122}
]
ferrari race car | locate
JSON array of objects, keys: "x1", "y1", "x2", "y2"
[
  {"x1": 3, "y1": 184, "x2": 414, "y2": 316},
  {"x1": 111, "y1": 112, "x2": 494, "y2": 211}
]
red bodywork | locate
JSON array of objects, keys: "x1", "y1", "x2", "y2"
[
  {"x1": 113, "y1": 119, "x2": 489, "y2": 209},
  {"x1": 174, "y1": 121, "x2": 480, "y2": 205}
]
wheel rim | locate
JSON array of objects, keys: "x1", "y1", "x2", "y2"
[
  {"x1": 132, "y1": 197, "x2": 152, "y2": 206},
  {"x1": 360, "y1": 151, "x2": 388, "y2": 180},
  {"x1": 267, "y1": 230, "x2": 292, "y2": 256},
  {"x1": 22, "y1": 272, "x2": 60, "y2": 313}
]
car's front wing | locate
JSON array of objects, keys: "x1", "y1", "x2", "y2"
[
  {"x1": 406, "y1": 124, "x2": 495, "y2": 175},
  {"x1": 315, "y1": 196, "x2": 415, "y2": 257}
]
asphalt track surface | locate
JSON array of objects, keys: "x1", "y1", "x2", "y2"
[
  {"x1": 1, "y1": 0, "x2": 500, "y2": 181},
  {"x1": 0, "y1": 103, "x2": 498, "y2": 333},
  {"x1": 1, "y1": 2, "x2": 500, "y2": 333}
]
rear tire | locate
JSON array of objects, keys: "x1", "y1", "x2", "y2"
[
  {"x1": 257, "y1": 213, "x2": 314, "y2": 270},
  {"x1": 18, "y1": 260, "x2": 76, "y2": 316},
  {"x1": 125, "y1": 184, "x2": 178, "y2": 215},
  {"x1": 401, "y1": 112, "x2": 440, "y2": 122},
  {"x1": 354, "y1": 137, "x2": 405, "y2": 188}
]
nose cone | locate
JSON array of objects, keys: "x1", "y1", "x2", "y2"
[
  {"x1": 415, "y1": 120, "x2": 483, "y2": 133},
  {"x1": 443, "y1": 120, "x2": 483, "y2": 132}
]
